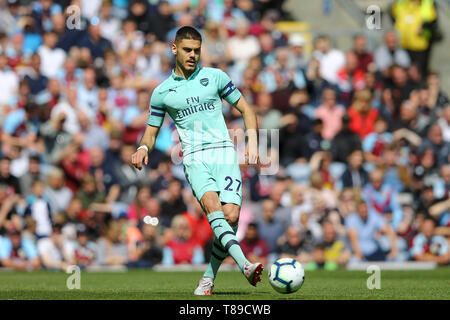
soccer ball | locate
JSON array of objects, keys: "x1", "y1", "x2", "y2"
[{"x1": 268, "y1": 258, "x2": 305, "y2": 294}]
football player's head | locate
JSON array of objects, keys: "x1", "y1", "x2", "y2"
[{"x1": 173, "y1": 26, "x2": 202, "y2": 73}]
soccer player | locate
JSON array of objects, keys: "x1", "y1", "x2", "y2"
[{"x1": 131, "y1": 26, "x2": 264, "y2": 295}]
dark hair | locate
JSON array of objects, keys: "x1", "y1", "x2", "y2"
[{"x1": 175, "y1": 26, "x2": 202, "y2": 44}]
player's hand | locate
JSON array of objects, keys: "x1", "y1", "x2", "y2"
[
  {"x1": 131, "y1": 148, "x2": 148, "y2": 170},
  {"x1": 245, "y1": 143, "x2": 259, "y2": 166}
]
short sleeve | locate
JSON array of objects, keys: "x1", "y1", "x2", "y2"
[
  {"x1": 215, "y1": 69, "x2": 242, "y2": 105},
  {"x1": 147, "y1": 89, "x2": 166, "y2": 127}
]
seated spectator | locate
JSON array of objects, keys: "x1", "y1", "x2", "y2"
[
  {"x1": 126, "y1": 185, "x2": 152, "y2": 224},
  {"x1": 73, "y1": 224, "x2": 98, "y2": 268},
  {"x1": 182, "y1": 196, "x2": 213, "y2": 253},
  {"x1": 309, "y1": 220, "x2": 351, "y2": 270},
  {"x1": 346, "y1": 200, "x2": 398, "y2": 261},
  {"x1": 19, "y1": 154, "x2": 46, "y2": 198},
  {"x1": 331, "y1": 114, "x2": 362, "y2": 163},
  {"x1": 352, "y1": 34, "x2": 374, "y2": 72},
  {"x1": 312, "y1": 35, "x2": 345, "y2": 85},
  {"x1": 277, "y1": 225, "x2": 313, "y2": 265},
  {"x1": 340, "y1": 149, "x2": 369, "y2": 189},
  {"x1": 314, "y1": 87, "x2": 345, "y2": 141},
  {"x1": 348, "y1": 89, "x2": 379, "y2": 139},
  {"x1": 363, "y1": 168, "x2": 405, "y2": 232},
  {"x1": 128, "y1": 224, "x2": 163, "y2": 268},
  {"x1": 160, "y1": 179, "x2": 187, "y2": 228},
  {"x1": 162, "y1": 214, "x2": 204, "y2": 265},
  {"x1": 362, "y1": 117, "x2": 393, "y2": 163},
  {"x1": 417, "y1": 124, "x2": 450, "y2": 168},
  {"x1": 256, "y1": 199, "x2": 287, "y2": 254},
  {"x1": 336, "y1": 51, "x2": 366, "y2": 106},
  {"x1": 43, "y1": 168, "x2": 73, "y2": 216},
  {"x1": 96, "y1": 221, "x2": 128, "y2": 266},
  {"x1": 411, "y1": 218, "x2": 449, "y2": 265},
  {"x1": 0, "y1": 227, "x2": 41, "y2": 270},
  {"x1": 374, "y1": 30, "x2": 410, "y2": 75},
  {"x1": 24, "y1": 180, "x2": 53, "y2": 239},
  {"x1": 89, "y1": 146, "x2": 120, "y2": 203},
  {"x1": 0, "y1": 156, "x2": 21, "y2": 196},
  {"x1": 238, "y1": 222, "x2": 269, "y2": 265},
  {"x1": 37, "y1": 224, "x2": 75, "y2": 270},
  {"x1": 75, "y1": 174, "x2": 106, "y2": 210}
]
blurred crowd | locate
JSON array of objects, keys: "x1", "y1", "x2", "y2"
[{"x1": 0, "y1": 0, "x2": 449, "y2": 272}]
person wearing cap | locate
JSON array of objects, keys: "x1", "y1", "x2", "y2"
[
  {"x1": 0, "y1": 227, "x2": 41, "y2": 271},
  {"x1": 287, "y1": 33, "x2": 308, "y2": 70}
]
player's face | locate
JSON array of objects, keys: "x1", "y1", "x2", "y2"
[{"x1": 173, "y1": 39, "x2": 201, "y2": 72}]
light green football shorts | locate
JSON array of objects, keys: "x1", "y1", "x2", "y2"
[{"x1": 183, "y1": 146, "x2": 243, "y2": 206}]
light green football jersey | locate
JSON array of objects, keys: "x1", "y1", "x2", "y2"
[{"x1": 147, "y1": 66, "x2": 242, "y2": 157}]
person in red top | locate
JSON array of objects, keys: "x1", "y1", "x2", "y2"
[
  {"x1": 336, "y1": 51, "x2": 366, "y2": 106},
  {"x1": 163, "y1": 214, "x2": 204, "y2": 265},
  {"x1": 182, "y1": 196, "x2": 213, "y2": 250},
  {"x1": 239, "y1": 222, "x2": 269, "y2": 265},
  {"x1": 126, "y1": 185, "x2": 151, "y2": 223},
  {"x1": 348, "y1": 89, "x2": 379, "y2": 138},
  {"x1": 352, "y1": 34, "x2": 374, "y2": 72}
]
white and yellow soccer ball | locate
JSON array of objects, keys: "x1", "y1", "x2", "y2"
[{"x1": 268, "y1": 258, "x2": 305, "y2": 294}]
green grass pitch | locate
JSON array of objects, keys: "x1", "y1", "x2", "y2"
[{"x1": 0, "y1": 268, "x2": 449, "y2": 300}]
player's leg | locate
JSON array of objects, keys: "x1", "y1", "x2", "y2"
[
  {"x1": 200, "y1": 191, "x2": 263, "y2": 286},
  {"x1": 202, "y1": 203, "x2": 240, "y2": 280}
]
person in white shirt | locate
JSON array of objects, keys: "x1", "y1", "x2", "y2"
[
  {"x1": 37, "y1": 224, "x2": 75, "y2": 270},
  {"x1": 226, "y1": 19, "x2": 261, "y2": 68},
  {"x1": 37, "y1": 31, "x2": 66, "y2": 78},
  {"x1": 0, "y1": 53, "x2": 19, "y2": 108},
  {"x1": 312, "y1": 35, "x2": 345, "y2": 85},
  {"x1": 51, "y1": 86, "x2": 94, "y2": 135}
]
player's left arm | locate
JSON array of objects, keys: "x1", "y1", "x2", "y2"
[{"x1": 233, "y1": 96, "x2": 259, "y2": 165}]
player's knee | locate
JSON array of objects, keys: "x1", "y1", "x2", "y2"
[
  {"x1": 223, "y1": 207, "x2": 240, "y2": 226},
  {"x1": 200, "y1": 192, "x2": 222, "y2": 214}
]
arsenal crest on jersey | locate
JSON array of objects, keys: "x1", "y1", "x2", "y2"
[{"x1": 200, "y1": 78, "x2": 209, "y2": 86}]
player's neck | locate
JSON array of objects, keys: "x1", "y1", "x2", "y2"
[{"x1": 174, "y1": 64, "x2": 195, "y2": 79}]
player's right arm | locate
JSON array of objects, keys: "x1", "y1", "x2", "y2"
[
  {"x1": 131, "y1": 125, "x2": 161, "y2": 170},
  {"x1": 131, "y1": 88, "x2": 166, "y2": 170}
]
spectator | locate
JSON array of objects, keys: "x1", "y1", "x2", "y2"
[
  {"x1": 24, "y1": 180, "x2": 53, "y2": 238},
  {"x1": 256, "y1": 199, "x2": 286, "y2": 254},
  {"x1": 128, "y1": 223, "x2": 162, "y2": 268},
  {"x1": 352, "y1": 34, "x2": 374, "y2": 72},
  {"x1": 19, "y1": 154, "x2": 46, "y2": 197},
  {"x1": 226, "y1": 19, "x2": 260, "y2": 67},
  {"x1": 331, "y1": 114, "x2": 362, "y2": 163},
  {"x1": 239, "y1": 222, "x2": 269, "y2": 265},
  {"x1": 348, "y1": 89, "x2": 379, "y2": 139},
  {"x1": 309, "y1": 220, "x2": 351, "y2": 270},
  {"x1": 341, "y1": 149, "x2": 369, "y2": 189},
  {"x1": 315, "y1": 87, "x2": 345, "y2": 141},
  {"x1": 346, "y1": 200, "x2": 398, "y2": 261},
  {"x1": 96, "y1": 220, "x2": 128, "y2": 266},
  {"x1": 73, "y1": 224, "x2": 98, "y2": 268},
  {"x1": 75, "y1": 174, "x2": 106, "y2": 210},
  {"x1": 43, "y1": 167, "x2": 73, "y2": 216},
  {"x1": 37, "y1": 224, "x2": 75, "y2": 270},
  {"x1": 0, "y1": 156, "x2": 21, "y2": 195},
  {"x1": 0, "y1": 53, "x2": 19, "y2": 108},
  {"x1": 411, "y1": 218, "x2": 449, "y2": 265},
  {"x1": 312, "y1": 35, "x2": 345, "y2": 85},
  {"x1": 363, "y1": 168, "x2": 405, "y2": 232},
  {"x1": 374, "y1": 30, "x2": 411, "y2": 74},
  {"x1": 162, "y1": 214, "x2": 204, "y2": 265},
  {"x1": 0, "y1": 227, "x2": 41, "y2": 270},
  {"x1": 160, "y1": 179, "x2": 187, "y2": 228},
  {"x1": 37, "y1": 30, "x2": 66, "y2": 78},
  {"x1": 390, "y1": 0, "x2": 438, "y2": 77}
]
